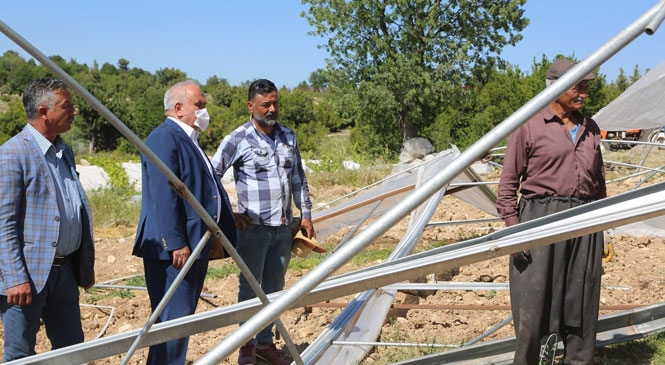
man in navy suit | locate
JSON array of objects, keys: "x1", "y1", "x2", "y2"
[
  {"x1": 133, "y1": 80, "x2": 236, "y2": 364},
  {"x1": 0, "y1": 78, "x2": 95, "y2": 361}
]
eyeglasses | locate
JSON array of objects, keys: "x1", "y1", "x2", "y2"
[
  {"x1": 249, "y1": 81, "x2": 276, "y2": 100},
  {"x1": 251, "y1": 82, "x2": 270, "y2": 91}
]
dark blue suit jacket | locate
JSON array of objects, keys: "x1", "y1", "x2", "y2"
[{"x1": 133, "y1": 118, "x2": 236, "y2": 260}]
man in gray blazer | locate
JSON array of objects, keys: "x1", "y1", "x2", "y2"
[{"x1": 0, "y1": 78, "x2": 95, "y2": 361}]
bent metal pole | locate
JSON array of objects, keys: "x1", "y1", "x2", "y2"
[
  {"x1": 195, "y1": 1, "x2": 665, "y2": 363},
  {"x1": 0, "y1": 19, "x2": 303, "y2": 365}
]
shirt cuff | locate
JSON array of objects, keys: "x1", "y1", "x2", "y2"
[{"x1": 503, "y1": 216, "x2": 520, "y2": 227}]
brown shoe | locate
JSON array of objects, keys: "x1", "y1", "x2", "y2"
[
  {"x1": 255, "y1": 343, "x2": 288, "y2": 365},
  {"x1": 238, "y1": 342, "x2": 256, "y2": 365}
]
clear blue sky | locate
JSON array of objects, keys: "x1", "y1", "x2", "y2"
[{"x1": 1, "y1": 1, "x2": 664, "y2": 88}]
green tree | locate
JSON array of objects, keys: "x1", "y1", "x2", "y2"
[
  {"x1": 155, "y1": 67, "x2": 187, "y2": 86},
  {"x1": 308, "y1": 68, "x2": 329, "y2": 92},
  {"x1": 0, "y1": 51, "x2": 34, "y2": 93},
  {"x1": 100, "y1": 62, "x2": 119, "y2": 76},
  {"x1": 201, "y1": 83, "x2": 248, "y2": 152},
  {"x1": 205, "y1": 77, "x2": 237, "y2": 107},
  {"x1": 584, "y1": 72, "x2": 610, "y2": 117},
  {"x1": 312, "y1": 92, "x2": 347, "y2": 132},
  {"x1": 279, "y1": 88, "x2": 315, "y2": 128},
  {"x1": 629, "y1": 65, "x2": 642, "y2": 84},
  {"x1": 302, "y1": 0, "x2": 529, "y2": 157},
  {"x1": 118, "y1": 58, "x2": 130, "y2": 72},
  {"x1": 0, "y1": 97, "x2": 26, "y2": 144},
  {"x1": 72, "y1": 71, "x2": 125, "y2": 153},
  {"x1": 9, "y1": 60, "x2": 47, "y2": 94},
  {"x1": 64, "y1": 59, "x2": 168, "y2": 153},
  {"x1": 278, "y1": 88, "x2": 330, "y2": 153},
  {"x1": 613, "y1": 68, "x2": 630, "y2": 93}
]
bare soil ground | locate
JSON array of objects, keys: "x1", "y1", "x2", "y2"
[{"x1": 4, "y1": 150, "x2": 665, "y2": 364}]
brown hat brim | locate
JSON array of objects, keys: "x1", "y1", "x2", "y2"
[{"x1": 293, "y1": 231, "x2": 326, "y2": 253}]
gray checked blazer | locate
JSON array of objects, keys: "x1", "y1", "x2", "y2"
[{"x1": 0, "y1": 126, "x2": 95, "y2": 295}]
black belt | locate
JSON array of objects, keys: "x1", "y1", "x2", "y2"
[
  {"x1": 53, "y1": 254, "x2": 72, "y2": 266},
  {"x1": 526, "y1": 196, "x2": 595, "y2": 204}
]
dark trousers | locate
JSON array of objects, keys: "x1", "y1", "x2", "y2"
[
  {"x1": 143, "y1": 258, "x2": 208, "y2": 365},
  {"x1": 510, "y1": 198, "x2": 603, "y2": 365},
  {"x1": 0, "y1": 261, "x2": 83, "y2": 361}
]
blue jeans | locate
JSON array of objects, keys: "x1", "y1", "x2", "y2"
[
  {"x1": 237, "y1": 224, "x2": 292, "y2": 345},
  {"x1": 0, "y1": 260, "x2": 83, "y2": 361}
]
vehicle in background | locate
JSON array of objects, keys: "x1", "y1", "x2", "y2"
[
  {"x1": 647, "y1": 126, "x2": 665, "y2": 146},
  {"x1": 600, "y1": 126, "x2": 665, "y2": 152},
  {"x1": 600, "y1": 129, "x2": 644, "y2": 151}
]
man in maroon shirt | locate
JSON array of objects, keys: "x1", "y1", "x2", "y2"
[{"x1": 496, "y1": 58, "x2": 606, "y2": 365}]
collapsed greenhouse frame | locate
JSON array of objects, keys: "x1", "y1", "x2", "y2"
[{"x1": 1, "y1": 0, "x2": 665, "y2": 363}]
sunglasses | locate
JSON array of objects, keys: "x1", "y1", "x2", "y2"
[{"x1": 251, "y1": 82, "x2": 272, "y2": 91}]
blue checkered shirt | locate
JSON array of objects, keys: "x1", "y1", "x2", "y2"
[{"x1": 211, "y1": 120, "x2": 312, "y2": 226}]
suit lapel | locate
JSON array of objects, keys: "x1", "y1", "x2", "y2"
[
  {"x1": 20, "y1": 128, "x2": 57, "y2": 197},
  {"x1": 164, "y1": 119, "x2": 217, "y2": 185}
]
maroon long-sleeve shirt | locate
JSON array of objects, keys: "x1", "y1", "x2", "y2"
[{"x1": 496, "y1": 107, "x2": 606, "y2": 227}]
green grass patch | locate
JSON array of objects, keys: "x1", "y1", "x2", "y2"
[
  {"x1": 206, "y1": 263, "x2": 241, "y2": 280},
  {"x1": 349, "y1": 247, "x2": 393, "y2": 266},
  {"x1": 288, "y1": 242, "x2": 392, "y2": 271},
  {"x1": 126, "y1": 275, "x2": 146, "y2": 287},
  {"x1": 87, "y1": 186, "x2": 141, "y2": 228},
  {"x1": 80, "y1": 151, "x2": 138, "y2": 189},
  {"x1": 109, "y1": 288, "x2": 134, "y2": 299},
  {"x1": 84, "y1": 286, "x2": 135, "y2": 303},
  {"x1": 308, "y1": 164, "x2": 392, "y2": 188},
  {"x1": 85, "y1": 275, "x2": 146, "y2": 304},
  {"x1": 595, "y1": 332, "x2": 665, "y2": 364},
  {"x1": 83, "y1": 287, "x2": 107, "y2": 304},
  {"x1": 289, "y1": 253, "x2": 327, "y2": 271},
  {"x1": 79, "y1": 152, "x2": 141, "y2": 228}
]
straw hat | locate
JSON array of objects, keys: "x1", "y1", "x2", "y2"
[{"x1": 292, "y1": 230, "x2": 326, "y2": 258}]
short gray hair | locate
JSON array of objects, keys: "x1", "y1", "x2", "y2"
[
  {"x1": 22, "y1": 77, "x2": 68, "y2": 121},
  {"x1": 164, "y1": 80, "x2": 201, "y2": 111}
]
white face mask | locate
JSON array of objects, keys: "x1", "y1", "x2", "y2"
[{"x1": 193, "y1": 108, "x2": 210, "y2": 131}]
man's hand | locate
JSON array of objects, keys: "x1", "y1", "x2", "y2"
[
  {"x1": 512, "y1": 250, "x2": 532, "y2": 264},
  {"x1": 172, "y1": 245, "x2": 191, "y2": 269},
  {"x1": 6, "y1": 282, "x2": 32, "y2": 306},
  {"x1": 82, "y1": 272, "x2": 96, "y2": 290},
  {"x1": 299, "y1": 218, "x2": 316, "y2": 239},
  {"x1": 234, "y1": 213, "x2": 252, "y2": 231}
]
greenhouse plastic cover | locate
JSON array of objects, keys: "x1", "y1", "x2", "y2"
[
  {"x1": 593, "y1": 59, "x2": 665, "y2": 131},
  {"x1": 310, "y1": 145, "x2": 498, "y2": 243}
]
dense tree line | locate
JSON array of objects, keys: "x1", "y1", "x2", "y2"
[
  {"x1": 0, "y1": 1, "x2": 645, "y2": 161},
  {"x1": 301, "y1": 0, "x2": 643, "y2": 159},
  {"x1": 0, "y1": 50, "x2": 345, "y2": 157}
]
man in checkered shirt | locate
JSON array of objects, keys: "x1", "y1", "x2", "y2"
[{"x1": 211, "y1": 78, "x2": 315, "y2": 365}]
